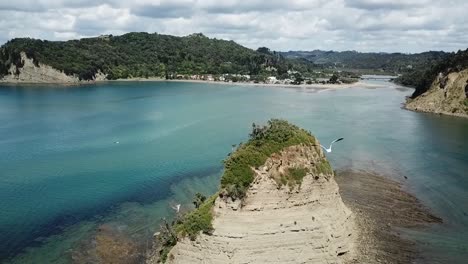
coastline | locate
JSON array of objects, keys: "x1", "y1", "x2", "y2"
[
  {"x1": 404, "y1": 103, "x2": 468, "y2": 119},
  {"x1": 1, "y1": 78, "x2": 384, "y2": 90}
]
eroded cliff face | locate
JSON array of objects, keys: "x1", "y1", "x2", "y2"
[
  {"x1": 405, "y1": 69, "x2": 468, "y2": 118},
  {"x1": 164, "y1": 144, "x2": 356, "y2": 264},
  {"x1": 0, "y1": 52, "x2": 106, "y2": 83}
]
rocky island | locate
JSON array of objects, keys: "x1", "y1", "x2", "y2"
[{"x1": 145, "y1": 120, "x2": 441, "y2": 264}]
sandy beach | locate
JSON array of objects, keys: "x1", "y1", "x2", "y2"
[{"x1": 109, "y1": 78, "x2": 385, "y2": 89}]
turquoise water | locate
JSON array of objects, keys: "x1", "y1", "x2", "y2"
[{"x1": 0, "y1": 81, "x2": 467, "y2": 263}]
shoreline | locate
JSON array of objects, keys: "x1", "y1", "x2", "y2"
[
  {"x1": 0, "y1": 78, "x2": 386, "y2": 90},
  {"x1": 403, "y1": 104, "x2": 468, "y2": 119},
  {"x1": 335, "y1": 169, "x2": 442, "y2": 263}
]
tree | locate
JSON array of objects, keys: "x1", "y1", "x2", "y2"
[
  {"x1": 292, "y1": 72, "x2": 304, "y2": 85},
  {"x1": 192, "y1": 193, "x2": 207, "y2": 209},
  {"x1": 329, "y1": 74, "x2": 339, "y2": 84},
  {"x1": 256, "y1": 47, "x2": 271, "y2": 55}
]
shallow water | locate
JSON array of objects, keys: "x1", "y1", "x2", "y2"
[{"x1": 0, "y1": 81, "x2": 467, "y2": 263}]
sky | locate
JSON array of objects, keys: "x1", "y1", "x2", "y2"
[{"x1": 0, "y1": 0, "x2": 466, "y2": 53}]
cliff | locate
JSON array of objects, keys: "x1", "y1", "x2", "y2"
[
  {"x1": 147, "y1": 120, "x2": 357, "y2": 264},
  {"x1": 164, "y1": 144, "x2": 356, "y2": 264},
  {"x1": 405, "y1": 69, "x2": 468, "y2": 118},
  {"x1": 0, "y1": 52, "x2": 106, "y2": 83}
]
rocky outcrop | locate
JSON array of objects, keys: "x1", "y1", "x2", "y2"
[
  {"x1": 405, "y1": 69, "x2": 468, "y2": 118},
  {"x1": 163, "y1": 144, "x2": 357, "y2": 264},
  {"x1": 0, "y1": 52, "x2": 106, "y2": 83}
]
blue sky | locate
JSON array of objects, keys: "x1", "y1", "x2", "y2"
[{"x1": 0, "y1": 0, "x2": 466, "y2": 52}]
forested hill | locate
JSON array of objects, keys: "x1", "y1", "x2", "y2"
[
  {"x1": 394, "y1": 49, "x2": 468, "y2": 98},
  {"x1": 0, "y1": 32, "x2": 311, "y2": 81},
  {"x1": 281, "y1": 50, "x2": 448, "y2": 73}
]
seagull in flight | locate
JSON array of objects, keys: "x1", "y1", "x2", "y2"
[
  {"x1": 171, "y1": 204, "x2": 181, "y2": 213},
  {"x1": 320, "y1": 138, "x2": 344, "y2": 153}
]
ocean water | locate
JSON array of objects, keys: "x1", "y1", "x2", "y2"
[{"x1": 0, "y1": 81, "x2": 467, "y2": 263}]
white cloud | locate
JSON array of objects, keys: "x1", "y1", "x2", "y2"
[{"x1": 0, "y1": 0, "x2": 466, "y2": 52}]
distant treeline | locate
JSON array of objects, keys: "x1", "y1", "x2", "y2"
[
  {"x1": 394, "y1": 49, "x2": 468, "y2": 98},
  {"x1": 281, "y1": 50, "x2": 448, "y2": 74},
  {"x1": 0, "y1": 32, "x2": 316, "y2": 81}
]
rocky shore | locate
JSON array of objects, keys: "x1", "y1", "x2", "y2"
[{"x1": 336, "y1": 170, "x2": 442, "y2": 264}]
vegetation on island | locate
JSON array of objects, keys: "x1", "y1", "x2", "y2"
[
  {"x1": 394, "y1": 49, "x2": 468, "y2": 98},
  {"x1": 155, "y1": 193, "x2": 216, "y2": 263},
  {"x1": 174, "y1": 194, "x2": 217, "y2": 240},
  {"x1": 192, "y1": 192, "x2": 207, "y2": 209},
  {"x1": 277, "y1": 167, "x2": 309, "y2": 187},
  {"x1": 0, "y1": 32, "x2": 315, "y2": 81},
  {"x1": 221, "y1": 119, "x2": 316, "y2": 199}
]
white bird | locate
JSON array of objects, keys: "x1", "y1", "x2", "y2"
[
  {"x1": 320, "y1": 138, "x2": 344, "y2": 153},
  {"x1": 171, "y1": 204, "x2": 181, "y2": 213},
  {"x1": 114, "y1": 141, "x2": 119, "y2": 144}
]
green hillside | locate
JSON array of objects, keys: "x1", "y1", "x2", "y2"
[
  {"x1": 281, "y1": 50, "x2": 447, "y2": 74},
  {"x1": 394, "y1": 49, "x2": 468, "y2": 98},
  {"x1": 0, "y1": 33, "x2": 312, "y2": 81}
]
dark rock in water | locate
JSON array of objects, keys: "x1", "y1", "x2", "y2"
[{"x1": 71, "y1": 223, "x2": 146, "y2": 264}]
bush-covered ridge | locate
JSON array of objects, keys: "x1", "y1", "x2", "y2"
[
  {"x1": 0, "y1": 32, "x2": 313, "y2": 81},
  {"x1": 394, "y1": 49, "x2": 468, "y2": 98},
  {"x1": 221, "y1": 119, "x2": 316, "y2": 199}
]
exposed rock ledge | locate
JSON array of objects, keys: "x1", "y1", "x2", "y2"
[
  {"x1": 0, "y1": 52, "x2": 106, "y2": 84},
  {"x1": 405, "y1": 69, "x2": 468, "y2": 118},
  {"x1": 161, "y1": 145, "x2": 357, "y2": 264}
]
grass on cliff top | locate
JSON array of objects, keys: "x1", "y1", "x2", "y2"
[
  {"x1": 221, "y1": 119, "x2": 316, "y2": 199},
  {"x1": 277, "y1": 167, "x2": 309, "y2": 187},
  {"x1": 174, "y1": 194, "x2": 217, "y2": 241}
]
